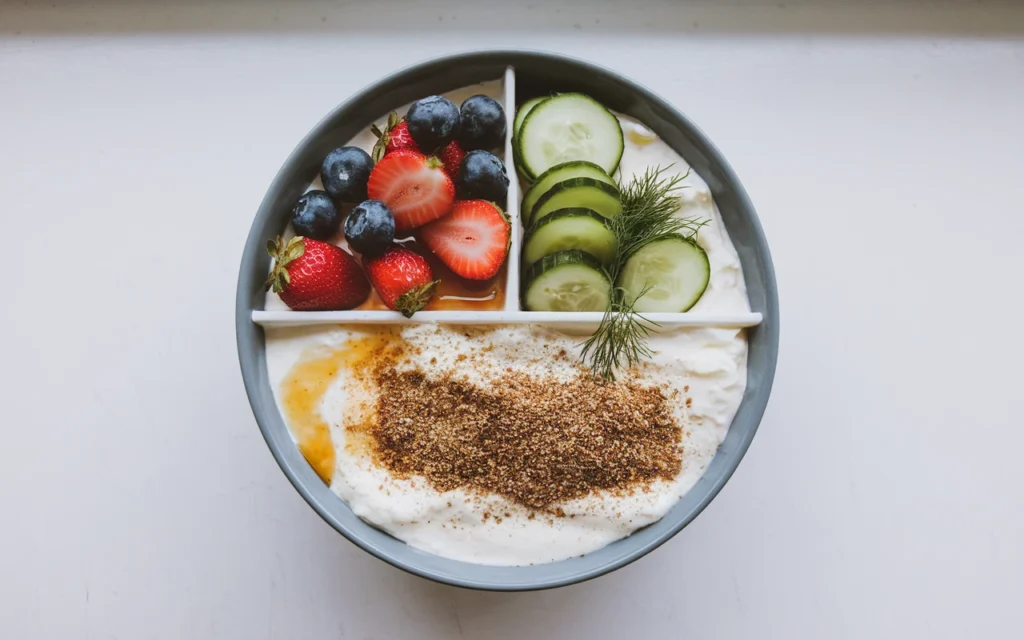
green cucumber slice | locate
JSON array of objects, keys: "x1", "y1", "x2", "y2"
[
  {"x1": 617, "y1": 235, "x2": 710, "y2": 312},
  {"x1": 516, "y1": 93, "x2": 624, "y2": 179},
  {"x1": 513, "y1": 96, "x2": 548, "y2": 141},
  {"x1": 523, "y1": 250, "x2": 611, "y2": 312},
  {"x1": 521, "y1": 161, "x2": 615, "y2": 225},
  {"x1": 530, "y1": 178, "x2": 621, "y2": 227},
  {"x1": 523, "y1": 209, "x2": 618, "y2": 268},
  {"x1": 513, "y1": 97, "x2": 549, "y2": 180}
]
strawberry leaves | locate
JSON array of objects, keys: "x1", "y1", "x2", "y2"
[
  {"x1": 394, "y1": 280, "x2": 439, "y2": 318},
  {"x1": 370, "y1": 111, "x2": 401, "y2": 163},
  {"x1": 265, "y1": 235, "x2": 305, "y2": 293}
]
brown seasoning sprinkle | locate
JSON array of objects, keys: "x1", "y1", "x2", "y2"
[{"x1": 360, "y1": 353, "x2": 682, "y2": 510}]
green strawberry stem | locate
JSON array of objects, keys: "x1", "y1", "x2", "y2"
[
  {"x1": 395, "y1": 280, "x2": 439, "y2": 318},
  {"x1": 370, "y1": 111, "x2": 401, "y2": 163},
  {"x1": 265, "y1": 235, "x2": 305, "y2": 293}
]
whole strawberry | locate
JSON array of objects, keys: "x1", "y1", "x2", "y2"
[
  {"x1": 438, "y1": 140, "x2": 466, "y2": 179},
  {"x1": 265, "y1": 236, "x2": 370, "y2": 310},
  {"x1": 371, "y1": 112, "x2": 419, "y2": 162},
  {"x1": 363, "y1": 245, "x2": 438, "y2": 317}
]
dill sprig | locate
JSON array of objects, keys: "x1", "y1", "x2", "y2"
[
  {"x1": 579, "y1": 165, "x2": 708, "y2": 380},
  {"x1": 611, "y1": 164, "x2": 706, "y2": 283},
  {"x1": 579, "y1": 285, "x2": 659, "y2": 381}
]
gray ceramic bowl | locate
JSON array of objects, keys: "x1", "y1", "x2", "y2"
[{"x1": 236, "y1": 50, "x2": 778, "y2": 591}]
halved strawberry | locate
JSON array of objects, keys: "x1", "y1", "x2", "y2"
[
  {"x1": 367, "y1": 150, "x2": 455, "y2": 232},
  {"x1": 370, "y1": 112, "x2": 420, "y2": 162},
  {"x1": 420, "y1": 200, "x2": 510, "y2": 280},
  {"x1": 438, "y1": 140, "x2": 465, "y2": 179}
]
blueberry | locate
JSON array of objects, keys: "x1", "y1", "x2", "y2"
[
  {"x1": 455, "y1": 150, "x2": 509, "y2": 204},
  {"x1": 405, "y1": 95, "x2": 460, "y2": 154},
  {"x1": 291, "y1": 190, "x2": 341, "y2": 240},
  {"x1": 321, "y1": 147, "x2": 373, "y2": 203},
  {"x1": 344, "y1": 200, "x2": 396, "y2": 257},
  {"x1": 458, "y1": 95, "x2": 506, "y2": 151}
]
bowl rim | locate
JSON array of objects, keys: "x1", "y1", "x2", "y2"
[{"x1": 236, "y1": 49, "x2": 779, "y2": 591}]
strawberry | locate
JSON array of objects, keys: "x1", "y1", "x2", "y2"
[
  {"x1": 370, "y1": 112, "x2": 419, "y2": 162},
  {"x1": 363, "y1": 245, "x2": 438, "y2": 317},
  {"x1": 438, "y1": 140, "x2": 465, "y2": 179},
  {"x1": 265, "y1": 236, "x2": 370, "y2": 310},
  {"x1": 367, "y1": 150, "x2": 455, "y2": 232},
  {"x1": 420, "y1": 200, "x2": 510, "y2": 280}
]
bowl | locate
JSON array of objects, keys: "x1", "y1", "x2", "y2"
[{"x1": 236, "y1": 50, "x2": 779, "y2": 591}]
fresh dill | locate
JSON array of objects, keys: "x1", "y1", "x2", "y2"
[
  {"x1": 579, "y1": 285, "x2": 659, "y2": 381},
  {"x1": 612, "y1": 164, "x2": 706, "y2": 283},
  {"x1": 580, "y1": 165, "x2": 708, "y2": 380}
]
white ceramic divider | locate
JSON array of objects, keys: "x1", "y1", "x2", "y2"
[
  {"x1": 253, "y1": 310, "x2": 763, "y2": 328},
  {"x1": 252, "y1": 66, "x2": 763, "y2": 332},
  {"x1": 502, "y1": 66, "x2": 523, "y2": 312}
]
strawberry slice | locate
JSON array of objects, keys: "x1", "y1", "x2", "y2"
[
  {"x1": 367, "y1": 150, "x2": 455, "y2": 232},
  {"x1": 420, "y1": 200, "x2": 510, "y2": 280}
]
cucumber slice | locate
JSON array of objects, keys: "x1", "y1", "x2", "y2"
[
  {"x1": 516, "y1": 93, "x2": 624, "y2": 179},
  {"x1": 523, "y1": 250, "x2": 611, "y2": 312},
  {"x1": 617, "y1": 235, "x2": 710, "y2": 312},
  {"x1": 521, "y1": 161, "x2": 615, "y2": 225},
  {"x1": 523, "y1": 209, "x2": 618, "y2": 268},
  {"x1": 513, "y1": 97, "x2": 549, "y2": 180},
  {"x1": 513, "y1": 96, "x2": 548, "y2": 141},
  {"x1": 530, "y1": 178, "x2": 621, "y2": 227}
]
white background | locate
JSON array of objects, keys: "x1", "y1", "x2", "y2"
[{"x1": 2, "y1": 1, "x2": 1022, "y2": 637}]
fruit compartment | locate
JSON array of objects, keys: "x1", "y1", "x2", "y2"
[{"x1": 258, "y1": 67, "x2": 519, "y2": 322}]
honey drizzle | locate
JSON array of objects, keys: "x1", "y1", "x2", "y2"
[
  {"x1": 355, "y1": 235, "x2": 506, "y2": 311},
  {"x1": 278, "y1": 328, "x2": 401, "y2": 483}
]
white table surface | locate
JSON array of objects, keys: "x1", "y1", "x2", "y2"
[{"x1": 2, "y1": 1, "x2": 1022, "y2": 637}]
